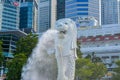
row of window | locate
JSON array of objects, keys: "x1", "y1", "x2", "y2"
[
  {"x1": 66, "y1": 4, "x2": 88, "y2": 9},
  {"x1": 66, "y1": 0, "x2": 88, "y2": 5},
  {"x1": 4, "y1": 7, "x2": 17, "y2": 13},
  {"x1": 3, "y1": 11, "x2": 17, "y2": 17},
  {"x1": 66, "y1": 12, "x2": 88, "y2": 17},
  {"x1": 4, "y1": 4, "x2": 16, "y2": 9},
  {"x1": 2, "y1": 19, "x2": 16, "y2": 24},
  {"x1": 2, "y1": 15, "x2": 16, "y2": 20},
  {"x1": 2, "y1": 20, "x2": 17, "y2": 26},
  {"x1": 81, "y1": 41, "x2": 120, "y2": 48},
  {"x1": 2, "y1": 23, "x2": 16, "y2": 29},
  {"x1": 66, "y1": 8, "x2": 88, "y2": 13},
  {"x1": 40, "y1": 0, "x2": 48, "y2": 3}
]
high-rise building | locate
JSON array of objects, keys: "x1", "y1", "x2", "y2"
[
  {"x1": 0, "y1": 0, "x2": 19, "y2": 31},
  {"x1": 18, "y1": 0, "x2": 33, "y2": 3},
  {"x1": 57, "y1": 0, "x2": 65, "y2": 20},
  {"x1": 88, "y1": 0, "x2": 101, "y2": 25},
  {"x1": 78, "y1": 24, "x2": 120, "y2": 70},
  {"x1": 0, "y1": 30, "x2": 27, "y2": 54},
  {"x1": 38, "y1": 0, "x2": 56, "y2": 33},
  {"x1": 101, "y1": 0, "x2": 120, "y2": 25},
  {"x1": 89, "y1": 0, "x2": 120, "y2": 25},
  {"x1": 65, "y1": 0, "x2": 89, "y2": 20},
  {"x1": 66, "y1": 0, "x2": 120, "y2": 25},
  {"x1": 19, "y1": 2, "x2": 34, "y2": 33}
]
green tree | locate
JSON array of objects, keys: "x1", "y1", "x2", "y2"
[
  {"x1": 90, "y1": 63, "x2": 107, "y2": 79},
  {"x1": 75, "y1": 42, "x2": 107, "y2": 80},
  {"x1": 6, "y1": 53, "x2": 27, "y2": 80},
  {"x1": 7, "y1": 33, "x2": 38, "y2": 80},
  {"x1": 76, "y1": 58, "x2": 107, "y2": 80},
  {"x1": 76, "y1": 41, "x2": 82, "y2": 58},
  {"x1": 0, "y1": 41, "x2": 4, "y2": 66},
  {"x1": 112, "y1": 60, "x2": 120, "y2": 80},
  {"x1": 15, "y1": 33, "x2": 38, "y2": 57},
  {"x1": 85, "y1": 52, "x2": 102, "y2": 63},
  {"x1": 76, "y1": 58, "x2": 94, "y2": 80}
]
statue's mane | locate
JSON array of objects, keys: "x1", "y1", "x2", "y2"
[{"x1": 55, "y1": 18, "x2": 77, "y2": 36}]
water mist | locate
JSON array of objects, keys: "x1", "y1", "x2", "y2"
[{"x1": 21, "y1": 30, "x2": 58, "y2": 80}]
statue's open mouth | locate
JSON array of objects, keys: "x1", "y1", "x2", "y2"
[{"x1": 59, "y1": 30, "x2": 67, "y2": 34}]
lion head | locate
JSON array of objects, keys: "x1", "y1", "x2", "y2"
[{"x1": 55, "y1": 18, "x2": 77, "y2": 39}]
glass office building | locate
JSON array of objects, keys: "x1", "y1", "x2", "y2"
[
  {"x1": 17, "y1": 0, "x2": 33, "y2": 2},
  {"x1": 88, "y1": 0, "x2": 101, "y2": 25},
  {"x1": 0, "y1": 30, "x2": 27, "y2": 54},
  {"x1": 19, "y1": 2, "x2": 33, "y2": 33},
  {"x1": 65, "y1": 0, "x2": 89, "y2": 29},
  {"x1": 0, "y1": 1, "x2": 19, "y2": 31},
  {"x1": 57, "y1": 0, "x2": 65, "y2": 20},
  {"x1": 88, "y1": 0, "x2": 120, "y2": 25},
  {"x1": 101, "y1": 0, "x2": 120, "y2": 25},
  {"x1": 65, "y1": 0, "x2": 89, "y2": 20},
  {"x1": 38, "y1": 0, "x2": 56, "y2": 33}
]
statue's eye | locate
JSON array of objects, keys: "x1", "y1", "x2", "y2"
[{"x1": 64, "y1": 22, "x2": 68, "y2": 25}]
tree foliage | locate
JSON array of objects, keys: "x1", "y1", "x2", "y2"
[
  {"x1": 75, "y1": 41, "x2": 107, "y2": 80},
  {"x1": 6, "y1": 33, "x2": 38, "y2": 80},
  {"x1": 0, "y1": 41, "x2": 3, "y2": 66},
  {"x1": 112, "y1": 60, "x2": 120, "y2": 80},
  {"x1": 90, "y1": 63, "x2": 107, "y2": 79},
  {"x1": 76, "y1": 58, "x2": 93, "y2": 80},
  {"x1": 6, "y1": 53, "x2": 27, "y2": 80},
  {"x1": 76, "y1": 58, "x2": 107, "y2": 80},
  {"x1": 15, "y1": 33, "x2": 38, "y2": 57},
  {"x1": 76, "y1": 41, "x2": 82, "y2": 58}
]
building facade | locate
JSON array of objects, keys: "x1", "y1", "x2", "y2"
[
  {"x1": 88, "y1": 0, "x2": 120, "y2": 25},
  {"x1": 66, "y1": 0, "x2": 120, "y2": 25},
  {"x1": 0, "y1": 0, "x2": 19, "y2": 31},
  {"x1": 18, "y1": 0, "x2": 33, "y2": 3},
  {"x1": 57, "y1": 0, "x2": 65, "y2": 20},
  {"x1": 65, "y1": 0, "x2": 89, "y2": 20},
  {"x1": 19, "y1": 2, "x2": 34, "y2": 33},
  {"x1": 78, "y1": 24, "x2": 120, "y2": 70},
  {"x1": 88, "y1": 0, "x2": 101, "y2": 25},
  {"x1": 101, "y1": 0, "x2": 120, "y2": 25},
  {"x1": 76, "y1": 16, "x2": 99, "y2": 30},
  {"x1": 0, "y1": 30, "x2": 27, "y2": 53},
  {"x1": 38, "y1": 0, "x2": 56, "y2": 33}
]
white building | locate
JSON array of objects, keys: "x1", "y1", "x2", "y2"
[
  {"x1": 38, "y1": 0, "x2": 56, "y2": 33},
  {"x1": 78, "y1": 24, "x2": 120, "y2": 70},
  {"x1": 89, "y1": 0, "x2": 120, "y2": 25},
  {"x1": 76, "y1": 16, "x2": 99, "y2": 30}
]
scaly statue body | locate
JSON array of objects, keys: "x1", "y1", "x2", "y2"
[{"x1": 55, "y1": 18, "x2": 77, "y2": 80}]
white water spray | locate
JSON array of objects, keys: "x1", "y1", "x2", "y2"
[{"x1": 21, "y1": 30, "x2": 58, "y2": 80}]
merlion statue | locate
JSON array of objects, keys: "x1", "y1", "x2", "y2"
[
  {"x1": 55, "y1": 18, "x2": 77, "y2": 80},
  {"x1": 21, "y1": 18, "x2": 77, "y2": 80}
]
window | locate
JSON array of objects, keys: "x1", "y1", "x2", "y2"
[{"x1": 77, "y1": 0, "x2": 88, "y2": 2}]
